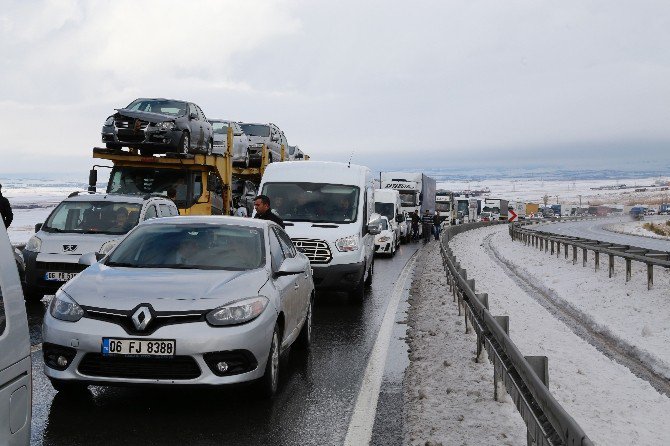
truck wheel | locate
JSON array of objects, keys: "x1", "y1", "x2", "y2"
[
  {"x1": 349, "y1": 279, "x2": 365, "y2": 301},
  {"x1": 24, "y1": 286, "x2": 44, "y2": 303}
]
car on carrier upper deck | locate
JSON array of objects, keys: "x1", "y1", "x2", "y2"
[{"x1": 101, "y1": 98, "x2": 214, "y2": 156}]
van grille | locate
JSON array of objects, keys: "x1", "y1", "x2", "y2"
[{"x1": 291, "y1": 238, "x2": 332, "y2": 264}]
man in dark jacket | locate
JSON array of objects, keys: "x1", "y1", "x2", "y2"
[
  {"x1": 0, "y1": 184, "x2": 13, "y2": 228},
  {"x1": 421, "y1": 209, "x2": 433, "y2": 243},
  {"x1": 253, "y1": 195, "x2": 285, "y2": 228},
  {"x1": 410, "y1": 210, "x2": 420, "y2": 241}
]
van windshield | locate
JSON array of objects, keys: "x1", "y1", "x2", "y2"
[
  {"x1": 261, "y1": 182, "x2": 360, "y2": 224},
  {"x1": 375, "y1": 202, "x2": 394, "y2": 220},
  {"x1": 43, "y1": 201, "x2": 142, "y2": 235}
]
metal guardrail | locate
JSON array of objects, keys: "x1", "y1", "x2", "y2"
[
  {"x1": 441, "y1": 221, "x2": 593, "y2": 446},
  {"x1": 510, "y1": 223, "x2": 670, "y2": 290}
]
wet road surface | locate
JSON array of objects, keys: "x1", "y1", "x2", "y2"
[
  {"x1": 537, "y1": 216, "x2": 670, "y2": 251},
  {"x1": 27, "y1": 243, "x2": 422, "y2": 446}
]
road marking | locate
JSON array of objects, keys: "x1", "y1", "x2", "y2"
[{"x1": 344, "y1": 250, "x2": 418, "y2": 446}]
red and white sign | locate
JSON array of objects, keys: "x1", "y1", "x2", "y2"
[{"x1": 508, "y1": 209, "x2": 518, "y2": 222}]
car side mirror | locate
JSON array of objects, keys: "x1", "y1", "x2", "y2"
[
  {"x1": 367, "y1": 213, "x2": 383, "y2": 235},
  {"x1": 189, "y1": 112, "x2": 198, "y2": 120},
  {"x1": 35, "y1": 223, "x2": 42, "y2": 232},
  {"x1": 78, "y1": 252, "x2": 98, "y2": 266},
  {"x1": 275, "y1": 257, "x2": 304, "y2": 277}
]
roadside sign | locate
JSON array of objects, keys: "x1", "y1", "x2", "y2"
[{"x1": 508, "y1": 209, "x2": 518, "y2": 222}]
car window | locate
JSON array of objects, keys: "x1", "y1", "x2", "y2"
[
  {"x1": 197, "y1": 105, "x2": 206, "y2": 121},
  {"x1": 273, "y1": 227, "x2": 296, "y2": 258},
  {"x1": 269, "y1": 230, "x2": 286, "y2": 271},
  {"x1": 144, "y1": 205, "x2": 157, "y2": 220},
  {"x1": 159, "y1": 204, "x2": 172, "y2": 217},
  {"x1": 189, "y1": 104, "x2": 198, "y2": 120}
]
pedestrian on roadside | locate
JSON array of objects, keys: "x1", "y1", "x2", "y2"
[
  {"x1": 433, "y1": 210, "x2": 441, "y2": 240},
  {"x1": 0, "y1": 184, "x2": 13, "y2": 228},
  {"x1": 421, "y1": 209, "x2": 433, "y2": 243},
  {"x1": 253, "y1": 195, "x2": 284, "y2": 228},
  {"x1": 410, "y1": 210, "x2": 420, "y2": 241}
]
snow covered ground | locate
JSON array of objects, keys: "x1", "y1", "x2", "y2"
[
  {"x1": 448, "y1": 225, "x2": 670, "y2": 445},
  {"x1": 604, "y1": 217, "x2": 670, "y2": 241},
  {"x1": 404, "y1": 242, "x2": 527, "y2": 445}
]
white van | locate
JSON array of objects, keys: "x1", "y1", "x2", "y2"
[
  {"x1": 0, "y1": 222, "x2": 31, "y2": 445},
  {"x1": 374, "y1": 188, "x2": 403, "y2": 247},
  {"x1": 23, "y1": 192, "x2": 178, "y2": 301},
  {"x1": 258, "y1": 161, "x2": 381, "y2": 299}
]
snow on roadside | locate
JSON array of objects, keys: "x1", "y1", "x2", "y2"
[
  {"x1": 404, "y1": 242, "x2": 526, "y2": 446},
  {"x1": 604, "y1": 219, "x2": 670, "y2": 241},
  {"x1": 450, "y1": 225, "x2": 670, "y2": 445}
]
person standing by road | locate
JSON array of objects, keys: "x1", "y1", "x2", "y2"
[
  {"x1": 0, "y1": 184, "x2": 13, "y2": 228},
  {"x1": 433, "y1": 210, "x2": 441, "y2": 240},
  {"x1": 421, "y1": 209, "x2": 433, "y2": 243},
  {"x1": 253, "y1": 195, "x2": 284, "y2": 228},
  {"x1": 410, "y1": 210, "x2": 420, "y2": 241}
]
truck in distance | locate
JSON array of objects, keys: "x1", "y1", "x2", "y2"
[{"x1": 380, "y1": 172, "x2": 436, "y2": 216}]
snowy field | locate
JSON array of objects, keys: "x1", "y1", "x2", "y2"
[
  {"x1": 448, "y1": 225, "x2": 670, "y2": 445},
  {"x1": 604, "y1": 217, "x2": 670, "y2": 241},
  {"x1": 404, "y1": 242, "x2": 526, "y2": 445}
]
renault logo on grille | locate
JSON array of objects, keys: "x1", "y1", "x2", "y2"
[
  {"x1": 131, "y1": 306, "x2": 153, "y2": 331},
  {"x1": 63, "y1": 244, "x2": 77, "y2": 252}
]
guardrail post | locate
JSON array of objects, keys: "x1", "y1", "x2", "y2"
[
  {"x1": 625, "y1": 259, "x2": 631, "y2": 282},
  {"x1": 556, "y1": 241, "x2": 560, "y2": 257},
  {"x1": 583, "y1": 248, "x2": 588, "y2": 267},
  {"x1": 465, "y1": 279, "x2": 475, "y2": 333},
  {"x1": 595, "y1": 252, "x2": 600, "y2": 271},
  {"x1": 609, "y1": 254, "x2": 615, "y2": 278},
  {"x1": 550, "y1": 240, "x2": 554, "y2": 255},
  {"x1": 494, "y1": 316, "x2": 509, "y2": 334},
  {"x1": 564, "y1": 243, "x2": 569, "y2": 259},
  {"x1": 545, "y1": 237, "x2": 549, "y2": 253},
  {"x1": 525, "y1": 356, "x2": 549, "y2": 387},
  {"x1": 492, "y1": 316, "x2": 509, "y2": 403},
  {"x1": 647, "y1": 264, "x2": 653, "y2": 290},
  {"x1": 572, "y1": 245, "x2": 577, "y2": 265}
]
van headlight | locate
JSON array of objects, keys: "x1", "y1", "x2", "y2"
[
  {"x1": 335, "y1": 235, "x2": 359, "y2": 252},
  {"x1": 49, "y1": 290, "x2": 84, "y2": 322},
  {"x1": 25, "y1": 236, "x2": 42, "y2": 252},
  {"x1": 99, "y1": 240, "x2": 118, "y2": 255},
  {"x1": 206, "y1": 296, "x2": 269, "y2": 326}
]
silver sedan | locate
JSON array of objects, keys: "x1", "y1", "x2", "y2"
[{"x1": 42, "y1": 216, "x2": 314, "y2": 398}]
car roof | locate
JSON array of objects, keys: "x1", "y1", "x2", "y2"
[
  {"x1": 63, "y1": 193, "x2": 155, "y2": 204},
  {"x1": 141, "y1": 215, "x2": 275, "y2": 230},
  {"x1": 131, "y1": 98, "x2": 189, "y2": 103}
]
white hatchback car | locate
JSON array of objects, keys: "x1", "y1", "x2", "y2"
[
  {"x1": 42, "y1": 216, "x2": 314, "y2": 398},
  {"x1": 374, "y1": 216, "x2": 397, "y2": 256}
]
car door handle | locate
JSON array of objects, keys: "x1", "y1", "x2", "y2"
[{"x1": 294, "y1": 283, "x2": 299, "y2": 289}]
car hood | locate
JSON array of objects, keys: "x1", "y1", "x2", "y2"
[
  {"x1": 37, "y1": 231, "x2": 122, "y2": 256},
  {"x1": 62, "y1": 264, "x2": 270, "y2": 311},
  {"x1": 115, "y1": 109, "x2": 178, "y2": 123}
]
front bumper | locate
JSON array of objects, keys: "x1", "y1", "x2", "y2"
[
  {"x1": 311, "y1": 261, "x2": 365, "y2": 291},
  {"x1": 23, "y1": 250, "x2": 85, "y2": 295},
  {"x1": 42, "y1": 307, "x2": 276, "y2": 386},
  {"x1": 102, "y1": 124, "x2": 182, "y2": 152}
]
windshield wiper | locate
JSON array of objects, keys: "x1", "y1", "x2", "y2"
[{"x1": 106, "y1": 261, "x2": 139, "y2": 268}]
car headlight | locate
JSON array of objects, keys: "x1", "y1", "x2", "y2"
[
  {"x1": 25, "y1": 235, "x2": 42, "y2": 252},
  {"x1": 99, "y1": 240, "x2": 118, "y2": 255},
  {"x1": 156, "y1": 121, "x2": 175, "y2": 130},
  {"x1": 377, "y1": 236, "x2": 390, "y2": 242},
  {"x1": 49, "y1": 290, "x2": 84, "y2": 322},
  {"x1": 206, "y1": 296, "x2": 269, "y2": 326},
  {"x1": 104, "y1": 116, "x2": 114, "y2": 126},
  {"x1": 335, "y1": 234, "x2": 359, "y2": 252}
]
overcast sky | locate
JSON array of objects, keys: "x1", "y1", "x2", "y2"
[{"x1": 1, "y1": 0, "x2": 669, "y2": 175}]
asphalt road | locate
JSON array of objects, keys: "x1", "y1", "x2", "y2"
[
  {"x1": 27, "y1": 242, "x2": 422, "y2": 446},
  {"x1": 537, "y1": 216, "x2": 670, "y2": 252}
]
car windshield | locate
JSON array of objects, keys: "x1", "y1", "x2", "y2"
[
  {"x1": 398, "y1": 191, "x2": 416, "y2": 207},
  {"x1": 262, "y1": 182, "x2": 360, "y2": 224},
  {"x1": 211, "y1": 122, "x2": 230, "y2": 135},
  {"x1": 107, "y1": 167, "x2": 202, "y2": 208},
  {"x1": 240, "y1": 124, "x2": 270, "y2": 137},
  {"x1": 43, "y1": 201, "x2": 142, "y2": 235},
  {"x1": 106, "y1": 224, "x2": 265, "y2": 270},
  {"x1": 125, "y1": 99, "x2": 187, "y2": 117},
  {"x1": 375, "y1": 202, "x2": 395, "y2": 220}
]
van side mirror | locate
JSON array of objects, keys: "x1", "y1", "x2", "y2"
[{"x1": 35, "y1": 223, "x2": 42, "y2": 232}]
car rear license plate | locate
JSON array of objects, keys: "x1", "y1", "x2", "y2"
[
  {"x1": 45, "y1": 272, "x2": 78, "y2": 282},
  {"x1": 102, "y1": 338, "x2": 176, "y2": 357}
]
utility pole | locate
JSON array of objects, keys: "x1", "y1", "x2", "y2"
[{"x1": 578, "y1": 195, "x2": 582, "y2": 207}]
